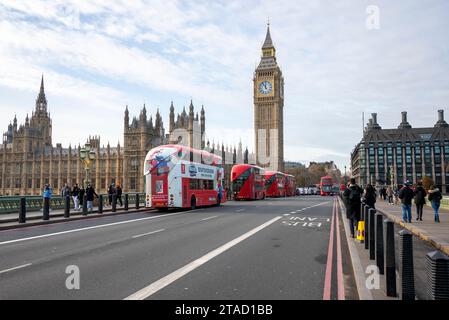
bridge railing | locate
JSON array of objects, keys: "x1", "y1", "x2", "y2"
[{"x1": 0, "y1": 193, "x2": 146, "y2": 215}]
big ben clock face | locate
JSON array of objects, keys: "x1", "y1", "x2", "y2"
[{"x1": 259, "y1": 81, "x2": 272, "y2": 94}]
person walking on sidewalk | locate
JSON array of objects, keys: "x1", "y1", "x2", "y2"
[
  {"x1": 364, "y1": 184, "x2": 377, "y2": 209},
  {"x1": 414, "y1": 181, "x2": 427, "y2": 221},
  {"x1": 399, "y1": 181, "x2": 414, "y2": 223},
  {"x1": 72, "y1": 183, "x2": 80, "y2": 211},
  {"x1": 428, "y1": 185, "x2": 442, "y2": 223},
  {"x1": 116, "y1": 184, "x2": 123, "y2": 206},
  {"x1": 343, "y1": 178, "x2": 364, "y2": 238},
  {"x1": 387, "y1": 186, "x2": 394, "y2": 204},
  {"x1": 42, "y1": 184, "x2": 52, "y2": 212},
  {"x1": 85, "y1": 183, "x2": 98, "y2": 213},
  {"x1": 78, "y1": 185, "x2": 85, "y2": 209}
]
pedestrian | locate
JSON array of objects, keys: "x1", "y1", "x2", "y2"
[
  {"x1": 217, "y1": 183, "x2": 223, "y2": 206},
  {"x1": 61, "y1": 183, "x2": 71, "y2": 197},
  {"x1": 428, "y1": 185, "x2": 442, "y2": 223},
  {"x1": 393, "y1": 186, "x2": 399, "y2": 205},
  {"x1": 116, "y1": 183, "x2": 123, "y2": 206},
  {"x1": 363, "y1": 184, "x2": 377, "y2": 209},
  {"x1": 79, "y1": 185, "x2": 85, "y2": 208},
  {"x1": 108, "y1": 183, "x2": 116, "y2": 207},
  {"x1": 387, "y1": 186, "x2": 394, "y2": 204},
  {"x1": 414, "y1": 181, "x2": 427, "y2": 221},
  {"x1": 85, "y1": 183, "x2": 98, "y2": 213},
  {"x1": 42, "y1": 184, "x2": 52, "y2": 211},
  {"x1": 72, "y1": 183, "x2": 80, "y2": 211},
  {"x1": 398, "y1": 181, "x2": 414, "y2": 223},
  {"x1": 343, "y1": 178, "x2": 364, "y2": 238}
]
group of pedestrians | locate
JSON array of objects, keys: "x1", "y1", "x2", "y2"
[
  {"x1": 42, "y1": 182, "x2": 99, "y2": 212},
  {"x1": 343, "y1": 179, "x2": 380, "y2": 238},
  {"x1": 342, "y1": 178, "x2": 444, "y2": 238},
  {"x1": 398, "y1": 181, "x2": 441, "y2": 223},
  {"x1": 106, "y1": 183, "x2": 123, "y2": 207}
]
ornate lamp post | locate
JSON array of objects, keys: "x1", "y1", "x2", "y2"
[{"x1": 79, "y1": 143, "x2": 96, "y2": 188}]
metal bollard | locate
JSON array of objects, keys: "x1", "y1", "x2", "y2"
[
  {"x1": 399, "y1": 229, "x2": 415, "y2": 300},
  {"x1": 426, "y1": 251, "x2": 449, "y2": 300},
  {"x1": 98, "y1": 194, "x2": 103, "y2": 214},
  {"x1": 375, "y1": 213, "x2": 384, "y2": 275},
  {"x1": 64, "y1": 195, "x2": 70, "y2": 218},
  {"x1": 385, "y1": 219, "x2": 397, "y2": 297},
  {"x1": 369, "y1": 208, "x2": 376, "y2": 260},
  {"x1": 364, "y1": 205, "x2": 370, "y2": 250},
  {"x1": 82, "y1": 194, "x2": 87, "y2": 215},
  {"x1": 124, "y1": 194, "x2": 129, "y2": 211},
  {"x1": 19, "y1": 197, "x2": 26, "y2": 224},
  {"x1": 135, "y1": 193, "x2": 140, "y2": 210},
  {"x1": 112, "y1": 194, "x2": 117, "y2": 212},
  {"x1": 43, "y1": 197, "x2": 50, "y2": 220}
]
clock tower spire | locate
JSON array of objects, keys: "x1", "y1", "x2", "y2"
[{"x1": 253, "y1": 23, "x2": 284, "y2": 172}]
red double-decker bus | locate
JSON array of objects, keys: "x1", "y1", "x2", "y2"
[
  {"x1": 144, "y1": 145, "x2": 226, "y2": 210},
  {"x1": 265, "y1": 171, "x2": 286, "y2": 197},
  {"x1": 285, "y1": 174, "x2": 297, "y2": 197},
  {"x1": 231, "y1": 164, "x2": 265, "y2": 200},
  {"x1": 320, "y1": 176, "x2": 333, "y2": 196}
]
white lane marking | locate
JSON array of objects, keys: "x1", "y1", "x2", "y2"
[
  {"x1": 235, "y1": 209, "x2": 245, "y2": 212},
  {"x1": 0, "y1": 211, "x2": 189, "y2": 246},
  {"x1": 290, "y1": 211, "x2": 296, "y2": 214},
  {"x1": 0, "y1": 263, "x2": 32, "y2": 275},
  {"x1": 125, "y1": 216, "x2": 282, "y2": 300},
  {"x1": 200, "y1": 216, "x2": 218, "y2": 221},
  {"x1": 285, "y1": 214, "x2": 291, "y2": 216},
  {"x1": 132, "y1": 229, "x2": 165, "y2": 239}
]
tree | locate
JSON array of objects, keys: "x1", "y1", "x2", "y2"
[{"x1": 422, "y1": 176, "x2": 434, "y2": 191}]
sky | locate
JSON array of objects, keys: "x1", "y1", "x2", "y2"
[{"x1": 1, "y1": 0, "x2": 448, "y2": 171}]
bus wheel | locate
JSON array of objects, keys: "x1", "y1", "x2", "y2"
[{"x1": 191, "y1": 196, "x2": 196, "y2": 210}]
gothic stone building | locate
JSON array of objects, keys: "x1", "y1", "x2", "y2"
[
  {"x1": 0, "y1": 77, "x2": 207, "y2": 195},
  {"x1": 351, "y1": 110, "x2": 449, "y2": 192},
  {"x1": 254, "y1": 24, "x2": 285, "y2": 172}
]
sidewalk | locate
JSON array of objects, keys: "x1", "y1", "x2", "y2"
[
  {"x1": 337, "y1": 197, "x2": 398, "y2": 300},
  {"x1": 375, "y1": 199, "x2": 449, "y2": 256}
]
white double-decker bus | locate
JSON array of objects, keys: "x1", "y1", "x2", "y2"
[{"x1": 144, "y1": 144, "x2": 225, "y2": 210}]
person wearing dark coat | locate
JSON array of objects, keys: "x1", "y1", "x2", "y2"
[
  {"x1": 364, "y1": 184, "x2": 377, "y2": 209},
  {"x1": 399, "y1": 181, "x2": 414, "y2": 223},
  {"x1": 343, "y1": 178, "x2": 364, "y2": 238},
  {"x1": 414, "y1": 181, "x2": 427, "y2": 221},
  {"x1": 85, "y1": 184, "x2": 98, "y2": 212},
  {"x1": 78, "y1": 186, "x2": 85, "y2": 207}
]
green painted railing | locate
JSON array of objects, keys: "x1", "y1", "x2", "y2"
[{"x1": 0, "y1": 193, "x2": 146, "y2": 214}]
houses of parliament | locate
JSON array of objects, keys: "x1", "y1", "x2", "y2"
[
  {"x1": 0, "y1": 76, "x2": 252, "y2": 196},
  {"x1": 0, "y1": 24, "x2": 283, "y2": 196}
]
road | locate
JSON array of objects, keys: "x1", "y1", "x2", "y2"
[{"x1": 0, "y1": 196, "x2": 356, "y2": 300}]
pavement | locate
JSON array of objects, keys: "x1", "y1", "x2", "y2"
[
  {"x1": 337, "y1": 197, "x2": 398, "y2": 300},
  {"x1": 0, "y1": 196, "x2": 358, "y2": 300},
  {"x1": 375, "y1": 199, "x2": 449, "y2": 256}
]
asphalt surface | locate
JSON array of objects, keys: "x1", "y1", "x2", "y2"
[{"x1": 0, "y1": 196, "x2": 355, "y2": 300}]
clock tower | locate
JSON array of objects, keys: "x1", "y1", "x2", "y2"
[{"x1": 254, "y1": 23, "x2": 284, "y2": 172}]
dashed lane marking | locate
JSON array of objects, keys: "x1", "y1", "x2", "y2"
[
  {"x1": 132, "y1": 229, "x2": 166, "y2": 239},
  {"x1": 0, "y1": 263, "x2": 32, "y2": 275},
  {"x1": 200, "y1": 216, "x2": 218, "y2": 222}
]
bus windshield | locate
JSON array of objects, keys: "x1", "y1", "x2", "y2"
[
  {"x1": 265, "y1": 175, "x2": 276, "y2": 189},
  {"x1": 232, "y1": 168, "x2": 251, "y2": 193}
]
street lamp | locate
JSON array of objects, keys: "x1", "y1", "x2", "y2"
[
  {"x1": 79, "y1": 143, "x2": 96, "y2": 188},
  {"x1": 344, "y1": 165, "x2": 347, "y2": 184}
]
